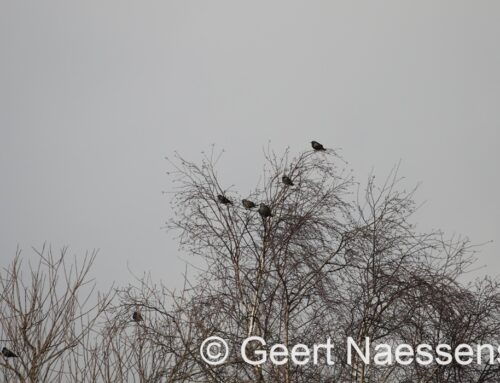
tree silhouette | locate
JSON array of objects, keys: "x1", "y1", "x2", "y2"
[{"x1": 1, "y1": 146, "x2": 499, "y2": 382}]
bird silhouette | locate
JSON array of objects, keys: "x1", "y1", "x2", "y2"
[
  {"x1": 2, "y1": 347, "x2": 18, "y2": 358},
  {"x1": 258, "y1": 203, "x2": 273, "y2": 218},
  {"x1": 311, "y1": 141, "x2": 326, "y2": 151},
  {"x1": 242, "y1": 199, "x2": 256, "y2": 209},
  {"x1": 217, "y1": 194, "x2": 233, "y2": 205},
  {"x1": 132, "y1": 311, "x2": 143, "y2": 322},
  {"x1": 282, "y1": 175, "x2": 294, "y2": 186}
]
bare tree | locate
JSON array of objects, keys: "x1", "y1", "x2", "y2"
[
  {"x1": 2, "y1": 146, "x2": 499, "y2": 383},
  {"x1": 0, "y1": 245, "x2": 112, "y2": 383},
  {"x1": 137, "y1": 146, "x2": 499, "y2": 383}
]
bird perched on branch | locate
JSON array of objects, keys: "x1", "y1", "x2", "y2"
[
  {"x1": 132, "y1": 310, "x2": 143, "y2": 322},
  {"x1": 217, "y1": 194, "x2": 232, "y2": 205},
  {"x1": 242, "y1": 199, "x2": 256, "y2": 209},
  {"x1": 2, "y1": 347, "x2": 18, "y2": 358},
  {"x1": 311, "y1": 140, "x2": 326, "y2": 151},
  {"x1": 258, "y1": 203, "x2": 273, "y2": 218},
  {"x1": 282, "y1": 175, "x2": 294, "y2": 186}
]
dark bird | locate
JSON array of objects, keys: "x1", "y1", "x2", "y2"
[
  {"x1": 311, "y1": 140, "x2": 326, "y2": 151},
  {"x1": 132, "y1": 311, "x2": 143, "y2": 322},
  {"x1": 217, "y1": 194, "x2": 232, "y2": 205},
  {"x1": 2, "y1": 347, "x2": 18, "y2": 358},
  {"x1": 282, "y1": 175, "x2": 294, "y2": 186},
  {"x1": 345, "y1": 248, "x2": 356, "y2": 257},
  {"x1": 258, "y1": 203, "x2": 273, "y2": 218},
  {"x1": 242, "y1": 199, "x2": 256, "y2": 209}
]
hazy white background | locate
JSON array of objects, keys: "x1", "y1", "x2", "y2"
[{"x1": 1, "y1": 1, "x2": 499, "y2": 289}]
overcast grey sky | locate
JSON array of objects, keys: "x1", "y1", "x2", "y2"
[{"x1": 1, "y1": 1, "x2": 499, "y2": 289}]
